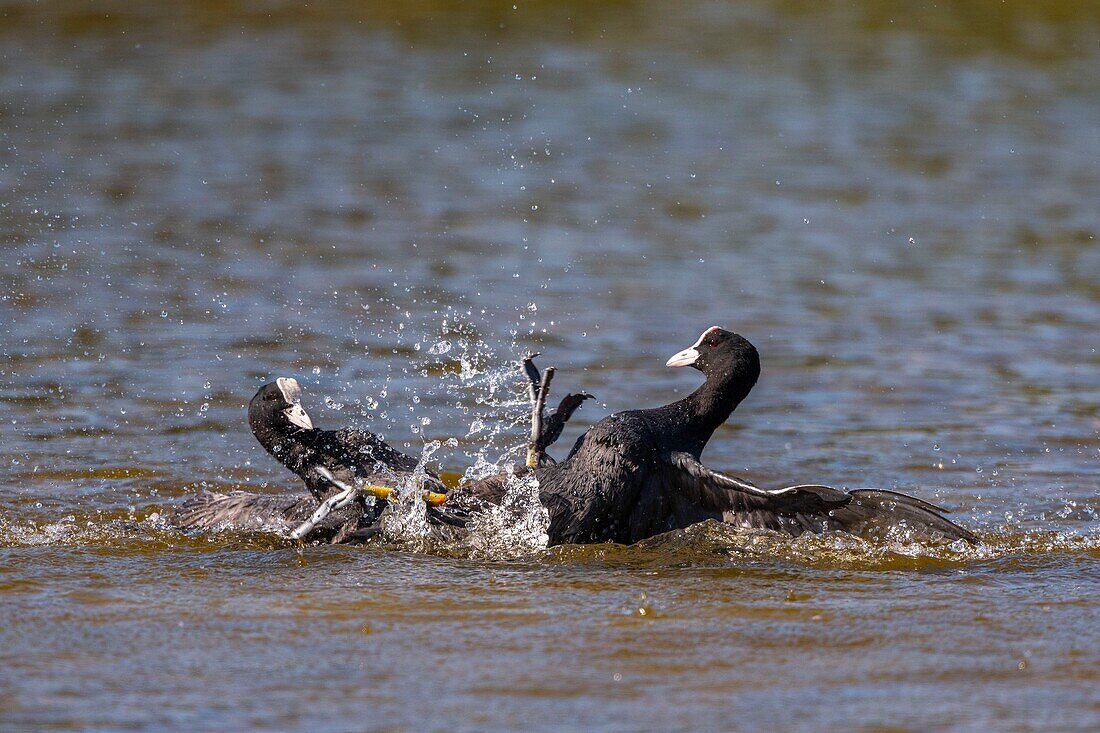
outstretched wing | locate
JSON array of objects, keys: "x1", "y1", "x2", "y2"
[
  {"x1": 659, "y1": 452, "x2": 977, "y2": 543},
  {"x1": 169, "y1": 490, "x2": 373, "y2": 542},
  {"x1": 169, "y1": 491, "x2": 317, "y2": 531}
]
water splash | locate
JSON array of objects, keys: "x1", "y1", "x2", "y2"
[
  {"x1": 3, "y1": 497, "x2": 1098, "y2": 573},
  {"x1": 464, "y1": 465, "x2": 550, "y2": 560},
  {"x1": 377, "y1": 439, "x2": 449, "y2": 551},
  {"x1": 545, "y1": 519, "x2": 1100, "y2": 571}
]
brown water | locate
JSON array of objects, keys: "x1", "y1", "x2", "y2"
[{"x1": 2, "y1": 1, "x2": 1099, "y2": 730}]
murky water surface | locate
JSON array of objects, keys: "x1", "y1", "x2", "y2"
[{"x1": 2, "y1": 2, "x2": 1099, "y2": 730}]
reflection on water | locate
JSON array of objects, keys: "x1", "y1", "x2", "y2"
[{"x1": 2, "y1": 1, "x2": 1099, "y2": 730}]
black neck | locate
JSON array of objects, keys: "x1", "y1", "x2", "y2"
[
  {"x1": 673, "y1": 368, "x2": 755, "y2": 455},
  {"x1": 250, "y1": 417, "x2": 316, "y2": 477}
]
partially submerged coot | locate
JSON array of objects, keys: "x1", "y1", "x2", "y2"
[{"x1": 171, "y1": 377, "x2": 449, "y2": 543}]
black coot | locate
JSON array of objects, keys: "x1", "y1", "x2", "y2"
[
  {"x1": 517, "y1": 327, "x2": 977, "y2": 544},
  {"x1": 170, "y1": 377, "x2": 446, "y2": 542}
]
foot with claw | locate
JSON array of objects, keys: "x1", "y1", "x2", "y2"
[{"x1": 521, "y1": 353, "x2": 594, "y2": 468}]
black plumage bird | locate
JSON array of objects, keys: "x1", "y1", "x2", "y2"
[
  {"x1": 171, "y1": 377, "x2": 448, "y2": 542},
  {"x1": 514, "y1": 327, "x2": 976, "y2": 544}
]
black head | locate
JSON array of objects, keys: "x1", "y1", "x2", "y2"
[
  {"x1": 248, "y1": 377, "x2": 315, "y2": 435},
  {"x1": 665, "y1": 326, "x2": 760, "y2": 385}
]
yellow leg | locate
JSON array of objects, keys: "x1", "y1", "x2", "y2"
[
  {"x1": 423, "y1": 490, "x2": 448, "y2": 506},
  {"x1": 361, "y1": 485, "x2": 448, "y2": 506}
]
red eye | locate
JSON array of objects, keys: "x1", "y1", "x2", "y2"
[{"x1": 707, "y1": 339, "x2": 718, "y2": 347}]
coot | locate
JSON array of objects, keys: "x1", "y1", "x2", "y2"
[
  {"x1": 171, "y1": 377, "x2": 447, "y2": 542},
  {"x1": 517, "y1": 327, "x2": 977, "y2": 544}
]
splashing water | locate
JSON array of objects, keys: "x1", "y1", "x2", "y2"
[
  {"x1": 301, "y1": 306, "x2": 557, "y2": 557},
  {"x1": 3, "y1": 500, "x2": 1097, "y2": 572},
  {"x1": 450, "y1": 355, "x2": 552, "y2": 558},
  {"x1": 543, "y1": 519, "x2": 1100, "y2": 571},
  {"x1": 376, "y1": 437, "x2": 551, "y2": 559},
  {"x1": 464, "y1": 464, "x2": 550, "y2": 561},
  {"x1": 378, "y1": 439, "x2": 450, "y2": 551}
]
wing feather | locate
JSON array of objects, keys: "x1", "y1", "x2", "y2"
[
  {"x1": 169, "y1": 490, "x2": 372, "y2": 542},
  {"x1": 659, "y1": 452, "x2": 977, "y2": 543}
]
